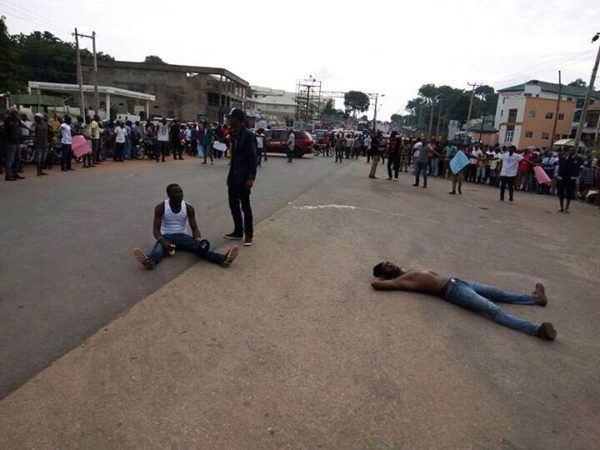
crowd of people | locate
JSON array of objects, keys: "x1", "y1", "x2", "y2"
[
  {"x1": 314, "y1": 129, "x2": 600, "y2": 211},
  {"x1": 0, "y1": 108, "x2": 240, "y2": 181}
]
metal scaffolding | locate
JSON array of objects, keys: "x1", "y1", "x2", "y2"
[{"x1": 295, "y1": 77, "x2": 322, "y2": 124}]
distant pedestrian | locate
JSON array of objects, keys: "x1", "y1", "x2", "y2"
[
  {"x1": 32, "y1": 113, "x2": 49, "y2": 176},
  {"x1": 170, "y1": 120, "x2": 183, "y2": 160},
  {"x1": 387, "y1": 131, "x2": 401, "y2": 181},
  {"x1": 3, "y1": 108, "x2": 26, "y2": 181},
  {"x1": 156, "y1": 118, "x2": 169, "y2": 163},
  {"x1": 499, "y1": 145, "x2": 522, "y2": 202},
  {"x1": 369, "y1": 131, "x2": 383, "y2": 179},
  {"x1": 286, "y1": 129, "x2": 295, "y2": 163},
  {"x1": 256, "y1": 128, "x2": 267, "y2": 167},
  {"x1": 556, "y1": 146, "x2": 583, "y2": 213},
  {"x1": 113, "y1": 121, "x2": 126, "y2": 162},
  {"x1": 413, "y1": 140, "x2": 434, "y2": 188},
  {"x1": 90, "y1": 115, "x2": 101, "y2": 165},
  {"x1": 60, "y1": 115, "x2": 74, "y2": 171},
  {"x1": 201, "y1": 122, "x2": 214, "y2": 165},
  {"x1": 335, "y1": 133, "x2": 344, "y2": 163}
]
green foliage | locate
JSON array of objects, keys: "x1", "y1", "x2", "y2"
[
  {"x1": 323, "y1": 99, "x2": 335, "y2": 115},
  {"x1": 144, "y1": 55, "x2": 166, "y2": 64},
  {"x1": 568, "y1": 78, "x2": 586, "y2": 88},
  {"x1": 0, "y1": 17, "x2": 115, "y2": 94},
  {"x1": 344, "y1": 90, "x2": 370, "y2": 115},
  {"x1": 390, "y1": 113, "x2": 403, "y2": 124}
]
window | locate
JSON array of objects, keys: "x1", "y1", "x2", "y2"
[
  {"x1": 505, "y1": 125, "x2": 515, "y2": 143},
  {"x1": 524, "y1": 131, "x2": 533, "y2": 138},
  {"x1": 558, "y1": 113, "x2": 564, "y2": 120},
  {"x1": 528, "y1": 110, "x2": 537, "y2": 118},
  {"x1": 576, "y1": 98, "x2": 585, "y2": 108},
  {"x1": 554, "y1": 134, "x2": 560, "y2": 140},
  {"x1": 502, "y1": 97, "x2": 506, "y2": 104},
  {"x1": 508, "y1": 109, "x2": 518, "y2": 122},
  {"x1": 545, "y1": 112, "x2": 553, "y2": 119},
  {"x1": 574, "y1": 110, "x2": 582, "y2": 122},
  {"x1": 500, "y1": 109, "x2": 504, "y2": 117},
  {"x1": 542, "y1": 132, "x2": 550, "y2": 140},
  {"x1": 207, "y1": 92, "x2": 220, "y2": 107}
]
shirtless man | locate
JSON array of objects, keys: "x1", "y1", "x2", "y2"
[
  {"x1": 134, "y1": 184, "x2": 238, "y2": 270},
  {"x1": 371, "y1": 262, "x2": 556, "y2": 341}
]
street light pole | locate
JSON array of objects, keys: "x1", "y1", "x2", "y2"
[
  {"x1": 574, "y1": 32, "x2": 600, "y2": 152},
  {"x1": 372, "y1": 93, "x2": 384, "y2": 131}
]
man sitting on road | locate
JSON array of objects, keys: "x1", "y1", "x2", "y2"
[
  {"x1": 370, "y1": 262, "x2": 556, "y2": 341},
  {"x1": 134, "y1": 184, "x2": 239, "y2": 270}
]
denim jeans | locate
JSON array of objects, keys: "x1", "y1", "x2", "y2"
[
  {"x1": 442, "y1": 278, "x2": 539, "y2": 335},
  {"x1": 148, "y1": 233, "x2": 226, "y2": 266},
  {"x1": 5, "y1": 144, "x2": 19, "y2": 177},
  {"x1": 415, "y1": 161, "x2": 428, "y2": 186}
]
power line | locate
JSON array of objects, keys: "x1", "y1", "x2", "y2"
[{"x1": 0, "y1": 0, "x2": 65, "y2": 31}]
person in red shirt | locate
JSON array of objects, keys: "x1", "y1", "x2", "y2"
[{"x1": 517, "y1": 149, "x2": 534, "y2": 191}]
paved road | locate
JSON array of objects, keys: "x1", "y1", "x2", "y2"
[
  {"x1": 0, "y1": 154, "x2": 341, "y2": 399},
  {"x1": 1, "y1": 160, "x2": 598, "y2": 448}
]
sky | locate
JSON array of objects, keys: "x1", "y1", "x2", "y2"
[{"x1": 2, "y1": 0, "x2": 600, "y2": 120}]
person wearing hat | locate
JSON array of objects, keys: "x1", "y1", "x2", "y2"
[{"x1": 224, "y1": 108, "x2": 257, "y2": 246}]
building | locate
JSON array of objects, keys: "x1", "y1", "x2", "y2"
[
  {"x1": 82, "y1": 60, "x2": 248, "y2": 122},
  {"x1": 494, "y1": 79, "x2": 600, "y2": 148},
  {"x1": 246, "y1": 86, "x2": 296, "y2": 125}
]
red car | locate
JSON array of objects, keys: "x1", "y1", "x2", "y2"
[{"x1": 265, "y1": 129, "x2": 313, "y2": 158}]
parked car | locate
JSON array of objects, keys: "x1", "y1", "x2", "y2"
[{"x1": 265, "y1": 129, "x2": 313, "y2": 157}]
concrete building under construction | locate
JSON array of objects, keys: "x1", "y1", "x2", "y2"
[{"x1": 82, "y1": 60, "x2": 249, "y2": 121}]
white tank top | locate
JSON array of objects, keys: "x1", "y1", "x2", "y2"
[{"x1": 161, "y1": 200, "x2": 188, "y2": 234}]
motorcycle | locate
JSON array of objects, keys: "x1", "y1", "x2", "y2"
[{"x1": 136, "y1": 137, "x2": 156, "y2": 160}]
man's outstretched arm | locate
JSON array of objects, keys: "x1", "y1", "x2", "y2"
[
  {"x1": 187, "y1": 204, "x2": 202, "y2": 241},
  {"x1": 371, "y1": 273, "x2": 419, "y2": 291}
]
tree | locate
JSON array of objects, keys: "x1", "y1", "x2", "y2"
[
  {"x1": 360, "y1": 114, "x2": 368, "y2": 121},
  {"x1": 390, "y1": 113, "x2": 403, "y2": 124},
  {"x1": 344, "y1": 90, "x2": 370, "y2": 116},
  {"x1": 323, "y1": 98, "x2": 335, "y2": 115},
  {"x1": 144, "y1": 55, "x2": 166, "y2": 64},
  {"x1": 568, "y1": 78, "x2": 586, "y2": 88},
  {"x1": 0, "y1": 16, "x2": 23, "y2": 93}
]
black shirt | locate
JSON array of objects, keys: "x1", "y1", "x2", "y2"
[{"x1": 557, "y1": 155, "x2": 583, "y2": 179}]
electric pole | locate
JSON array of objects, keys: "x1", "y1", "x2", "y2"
[
  {"x1": 550, "y1": 70, "x2": 562, "y2": 148},
  {"x1": 465, "y1": 82, "x2": 482, "y2": 135},
  {"x1": 373, "y1": 93, "x2": 379, "y2": 131},
  {"x1": 74, "y1": 28, "x2": 85, "y2": 115},
  {"x1": 427, "y1": 101, "x2": 434, "y2": 136},
  {"x1": 92, "y1": 31, "x2": 99, "y2": 114},
  {"x1": 574, "y1": 32, "x2": 600, "y2": 152}
]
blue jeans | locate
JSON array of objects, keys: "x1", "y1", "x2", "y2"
[
  {"x1": 148, "y1": 233, "x2": 226, "y2": 266},
  {"x1": 415, "y1": 161, "x2": 428, "y2": 186},
  {"x1": 123, "y1": 140, "x2": 131, "y2": 159},
  {"x1": 443, "y1": 279, "x2": 539, "y2": 335},
  {"x1": 5, "y1": 144, "x2": 19, "y2": 177},
  {"x1": 61, "y1": 143, "x2": 72, "y2": 170}
]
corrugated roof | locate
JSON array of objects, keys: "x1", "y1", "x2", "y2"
[{"x1": 498, "y1": 80, "x2": 600, "y2": 99}]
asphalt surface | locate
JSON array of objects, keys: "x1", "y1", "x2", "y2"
[
  {"x1": 0, "y1": 154, "x2": 342, "y2": 399},
  {"x1": 0, "y1": 159, "x2": 598, "y2": 449}
]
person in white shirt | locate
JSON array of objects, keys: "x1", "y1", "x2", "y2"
[
  {"x1": 499, "y1": 145, "x2": 523, "y2": 202},
  {"x1": 156, "y1": 118, "x2": 170, "y2": 163},
  {"x1": 255, "y1": 128, "x2": 267, "y2": 167},
  {"x1": 60, "y1": 115, "x2": 73, "y2": 171},
  {"x1": 286, "y1": 129, "x2": 295, "y2": 163},
  {"x1": 113, "y1": 121, "x2": 127, "y2": 162}
]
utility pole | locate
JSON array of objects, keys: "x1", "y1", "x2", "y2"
[
  {"x1": 427, "y1": 102, "x2": 434, "y2": 136},
  {"x1": 465, "y1": 82, "x2": 482, "y2": 136},
  {"x1": 574, "y1": 32, "x2": 600, "y2": 152},
  {"x1": 92, "y1": 31, "x2": 99, "y2": 114},
  {"x1": 435, "y1": 102, "x2": 442, "y2": 136},
  {"x1": 373, "y1": 93, "x2": 379, "y2": 131},
  {"x1": 74, "y1": 28, "x2": 85, "y2": 116},
  {"x1": 550, "y1": 70, "x2": 562, "y2": 148}
]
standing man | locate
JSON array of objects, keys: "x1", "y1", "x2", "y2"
[
  {"x1": 387, "y1": 131, "x2": 401, "y2": 181},
  {"x1": 90, "y1": 114, "x2": 101, "y2": 165},
  {"x1": 556, "y1": 146, "x2": 583, "y2": 213},
  {"x1": 170, "y1": 120, "x2": 183, "y2": 160},
  {"x1": 224, "y1": 108, "x2": 257, "y2": 246},
  {"x1": 286, "y1": 128, "x2": 295, "y2": 163},
  {"x1": 364, "y1": 133, "x2": 372, "y2": 162},
  {"x1": 256, "y1": 128, "x2": 267, "y2": 167},
  {"x1": 499, "y1": 145, "x2": 522, "y2": 202},
  {"x1": 32, "y1": 113, "x2": 49, "y2": 176},
  {"x1": 3, "y1": 108, "x2": 25, "y2": 181},
  {"x1": 413, "y1": 139, "x2": 433, "y2": 188},
  {"x1": 156, "y1": 118, "x2": 169, "y2": 163},
  {"x1": 368, "y1": 131, "x2": 383, "y2": 179},
  {"x1": 190, "y1": 122, "x2": 198, "y2": 159},
  {"x1": 113, "y1": 121, "x2": 126, "y2": 162},
  {"x1": 201, "y1": 122, "x2": 214, "y2": 165},
  {"x1": 335, "y1": 133, "x2": 345, "y2": 163},
  {"x1": 60, "y1": 115, "x2": 74, "y2": 171}
]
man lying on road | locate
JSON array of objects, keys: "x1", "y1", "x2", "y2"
[
  {"x1": 134, "y1": 183, "x2": 238, "y2": 270},
  {"x1": 371, "y1": 262, "x2": 556, "y2": 341}
]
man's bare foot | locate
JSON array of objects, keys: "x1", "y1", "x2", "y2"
[
  {"x1": 535, "y1": 322, "x2": 557, "y2": 341},
  {"x1": 532, "y1": 283, "x2": 547, "y2": 306}
]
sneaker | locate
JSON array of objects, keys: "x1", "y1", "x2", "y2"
[
  {"x1": 133, "y1": 248, "x2": 155, "y2": 270},
  {"x1": 223, "y1": 233, "x2": 243, "y2": 240},
  {"x1": 244, "y1": 236, "x2": 253, "y2": 247},
  {"x1": 222, "y1": 246, "x2": 239, "y2": 268},
  {"x1": 392, "y1": 179, "x2": 398, "y2": 182}
]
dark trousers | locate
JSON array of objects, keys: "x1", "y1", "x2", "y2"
[
  {"x1": 415, "y1": 161, "x2": 428, "y2": 186},
  {"x1": 61, "y1": 143, "x2": 72, "y2": 170},
  {"x1": 335, "y1": 148, "x2": 344, "y2": 163},
  {"x1": 228, "y1": 182, "x2": 253, "y2": 237},
  {"x1": 114, "y1": 142, "x2": 124, "y2": 161},
  {"x1": 156, "y1": 141, "x2": 168, "y2": 161},
  {"x1": 287, "y1": 147, "x2": 294, "y2": 162},
  {"x1": 500, "y1": 176, "x2": 515, "y2": 201},
  {"x1": 172, "y1": 142, "x2": 182, "y2": 159},
  {"x1": 557, "y1": 179, "x2": 576, "y2": 201},
  {"x1": 387, "y1": 153, "x2": 400, "y2": 179},
  {"x1": 91, "y1": 138, "x2": 100, "y2": 163}
]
